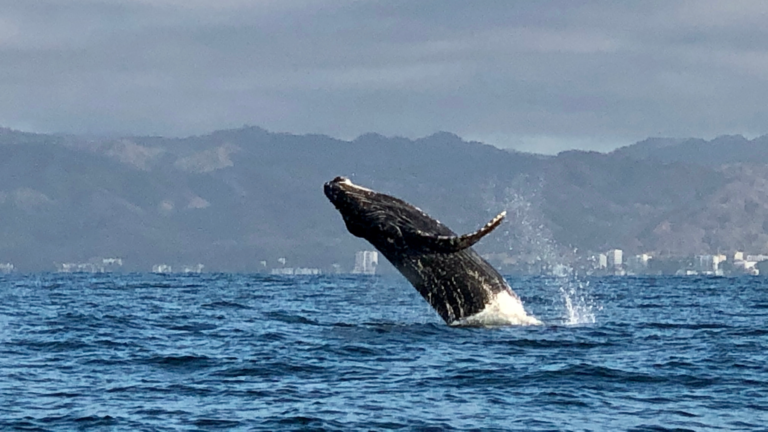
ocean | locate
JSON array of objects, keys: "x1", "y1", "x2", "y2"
[{"x1": 1, "y1": 273, "x2": 766, "y2": 431}]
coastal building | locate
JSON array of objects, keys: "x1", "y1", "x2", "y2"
[
  {"x1": 606, "y1": 249, "x2": 623, "y2": 268},
  {"x1": 151, "y1": 264, "x2": 204, "y2": 274},
  {"x1": 716, "y1": 254, "x2": 727, "y2": 264},
  {"x1": 270, "y1": 267, "x2": 321, "y2": 275},
  {"x1": 293, "y1": 268, "x2": 321, "y2": 275},
  {"x1": 179, "y1": 264, "x2": 205, "y2": 274},
  {"x1": 733, "y1": 258, "x2": 759, "y2": 275},
  {"x1": 694, "y1": 255, "x2": 724, "y2": 274},
  {"x1": 597, "y1": 254, "x2": 607, "y2": 269},
  {"x1": 746, "y1": 254, "x2": 768, "y2": 262},
  {"x1": 56, "y1": 257, "x2": 123, "y2": 273},
  {"x1": 57, "y1": 262, "x2": 101, "y2": 273},
  {"x1": 102, "y1": 258, "x2": 123, "y2": 268},
  {"x1": 152, "y1": 264, "x2": 173, "y2": 274},
  {"x1": 270, "y1": 267, "x2": 294, "y2": 275},
  {"x1": 352, "y1": 251, "x2": 378, "y2": 275},
  {"x1": 626, "y1": 254, "x2": 651, "y2": 274}
]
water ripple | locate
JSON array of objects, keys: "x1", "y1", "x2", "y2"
[{"x1": 1, "y1": 274, "x2": 767, "y2": 430}]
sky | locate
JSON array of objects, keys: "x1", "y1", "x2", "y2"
[{"x1": 2, "y1": 1, "x2": 768, "y2": 154}]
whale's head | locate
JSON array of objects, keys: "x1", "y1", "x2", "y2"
[
  {"x1": 324, "y1": 176, "x2": 452, "y2": 253},
  {"x1": 325, "y1": 176, "x2": 506, "y2": 257}
]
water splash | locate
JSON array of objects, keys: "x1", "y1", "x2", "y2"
[
  {"x1": 453, "y1": 291, "x2": 542, "y2": 327},
  {"x1": 550, "y1": 276, "x2": 600, "y2": 325},
  {"x1": 482, "y1": 177, "x2": 600, "y2": 325}
]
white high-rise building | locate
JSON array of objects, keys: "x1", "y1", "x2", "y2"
[
  {"x1": 352, "y1": 251, "x2": 378, "y2": 275},
  {"x1": 606, "y1": 249, "x2": 623, "y2": 268},
  {"x1": 597, "y1": 254, "x2": 608, "y2": 269}
]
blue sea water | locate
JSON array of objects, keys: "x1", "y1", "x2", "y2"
[{"x1": 1, "y1": 273, "x2": 766, "y2": 431}]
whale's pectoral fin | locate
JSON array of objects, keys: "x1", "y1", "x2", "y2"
[{"x1": 408, "y1": 211, "x2": 506, "y2": 253}]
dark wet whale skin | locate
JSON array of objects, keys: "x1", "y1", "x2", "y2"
[{"x1": 324, "y1": 176, "x2": 519, "y2": 324}]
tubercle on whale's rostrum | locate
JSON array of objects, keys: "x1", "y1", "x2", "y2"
[{"x1": 324, "y1": 176, "x2": 537, "y2": 326}]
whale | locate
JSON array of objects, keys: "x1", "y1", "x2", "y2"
[{"x1": 324, "y1": 176, "x2": 540, "y2": 326}]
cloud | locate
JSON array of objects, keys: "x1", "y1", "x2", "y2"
[{"x1": 1, "y1": 1, "x2": 768, "y2": 153}]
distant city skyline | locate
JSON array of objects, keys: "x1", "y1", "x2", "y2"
[{"x1": 2, "y1": 1, "x2": 768, "y2": 154}]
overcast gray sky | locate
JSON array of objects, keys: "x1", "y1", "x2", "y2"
[{"x1": 2, "y1": 1, "x2": 768, "y2": 153}]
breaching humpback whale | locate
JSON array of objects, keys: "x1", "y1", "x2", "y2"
[{"x1": 324, "y1": 176, "x2": 540, "y2": 326}]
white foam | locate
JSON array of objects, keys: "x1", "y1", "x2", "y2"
[{"x1": 451, "y1": 290, "x2": 542, "y2": 327}]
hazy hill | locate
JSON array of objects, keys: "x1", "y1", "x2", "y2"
[
  {"x1": 612, "y1": 134, "x2": 768, "y2": 166},
  {"x1": 538, "y1": 150, "x2": 725, "y2": 254},
  {"x1": 0, "y1": 127, "x2": 545, "y2": 271},
  {"x1": 0, "y1": 126, "x2": 764, "y2": 271}
]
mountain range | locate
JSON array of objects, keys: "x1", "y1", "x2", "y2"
[{"x1": 1, "y1": 126, "x2": 766, "y2": 272}]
